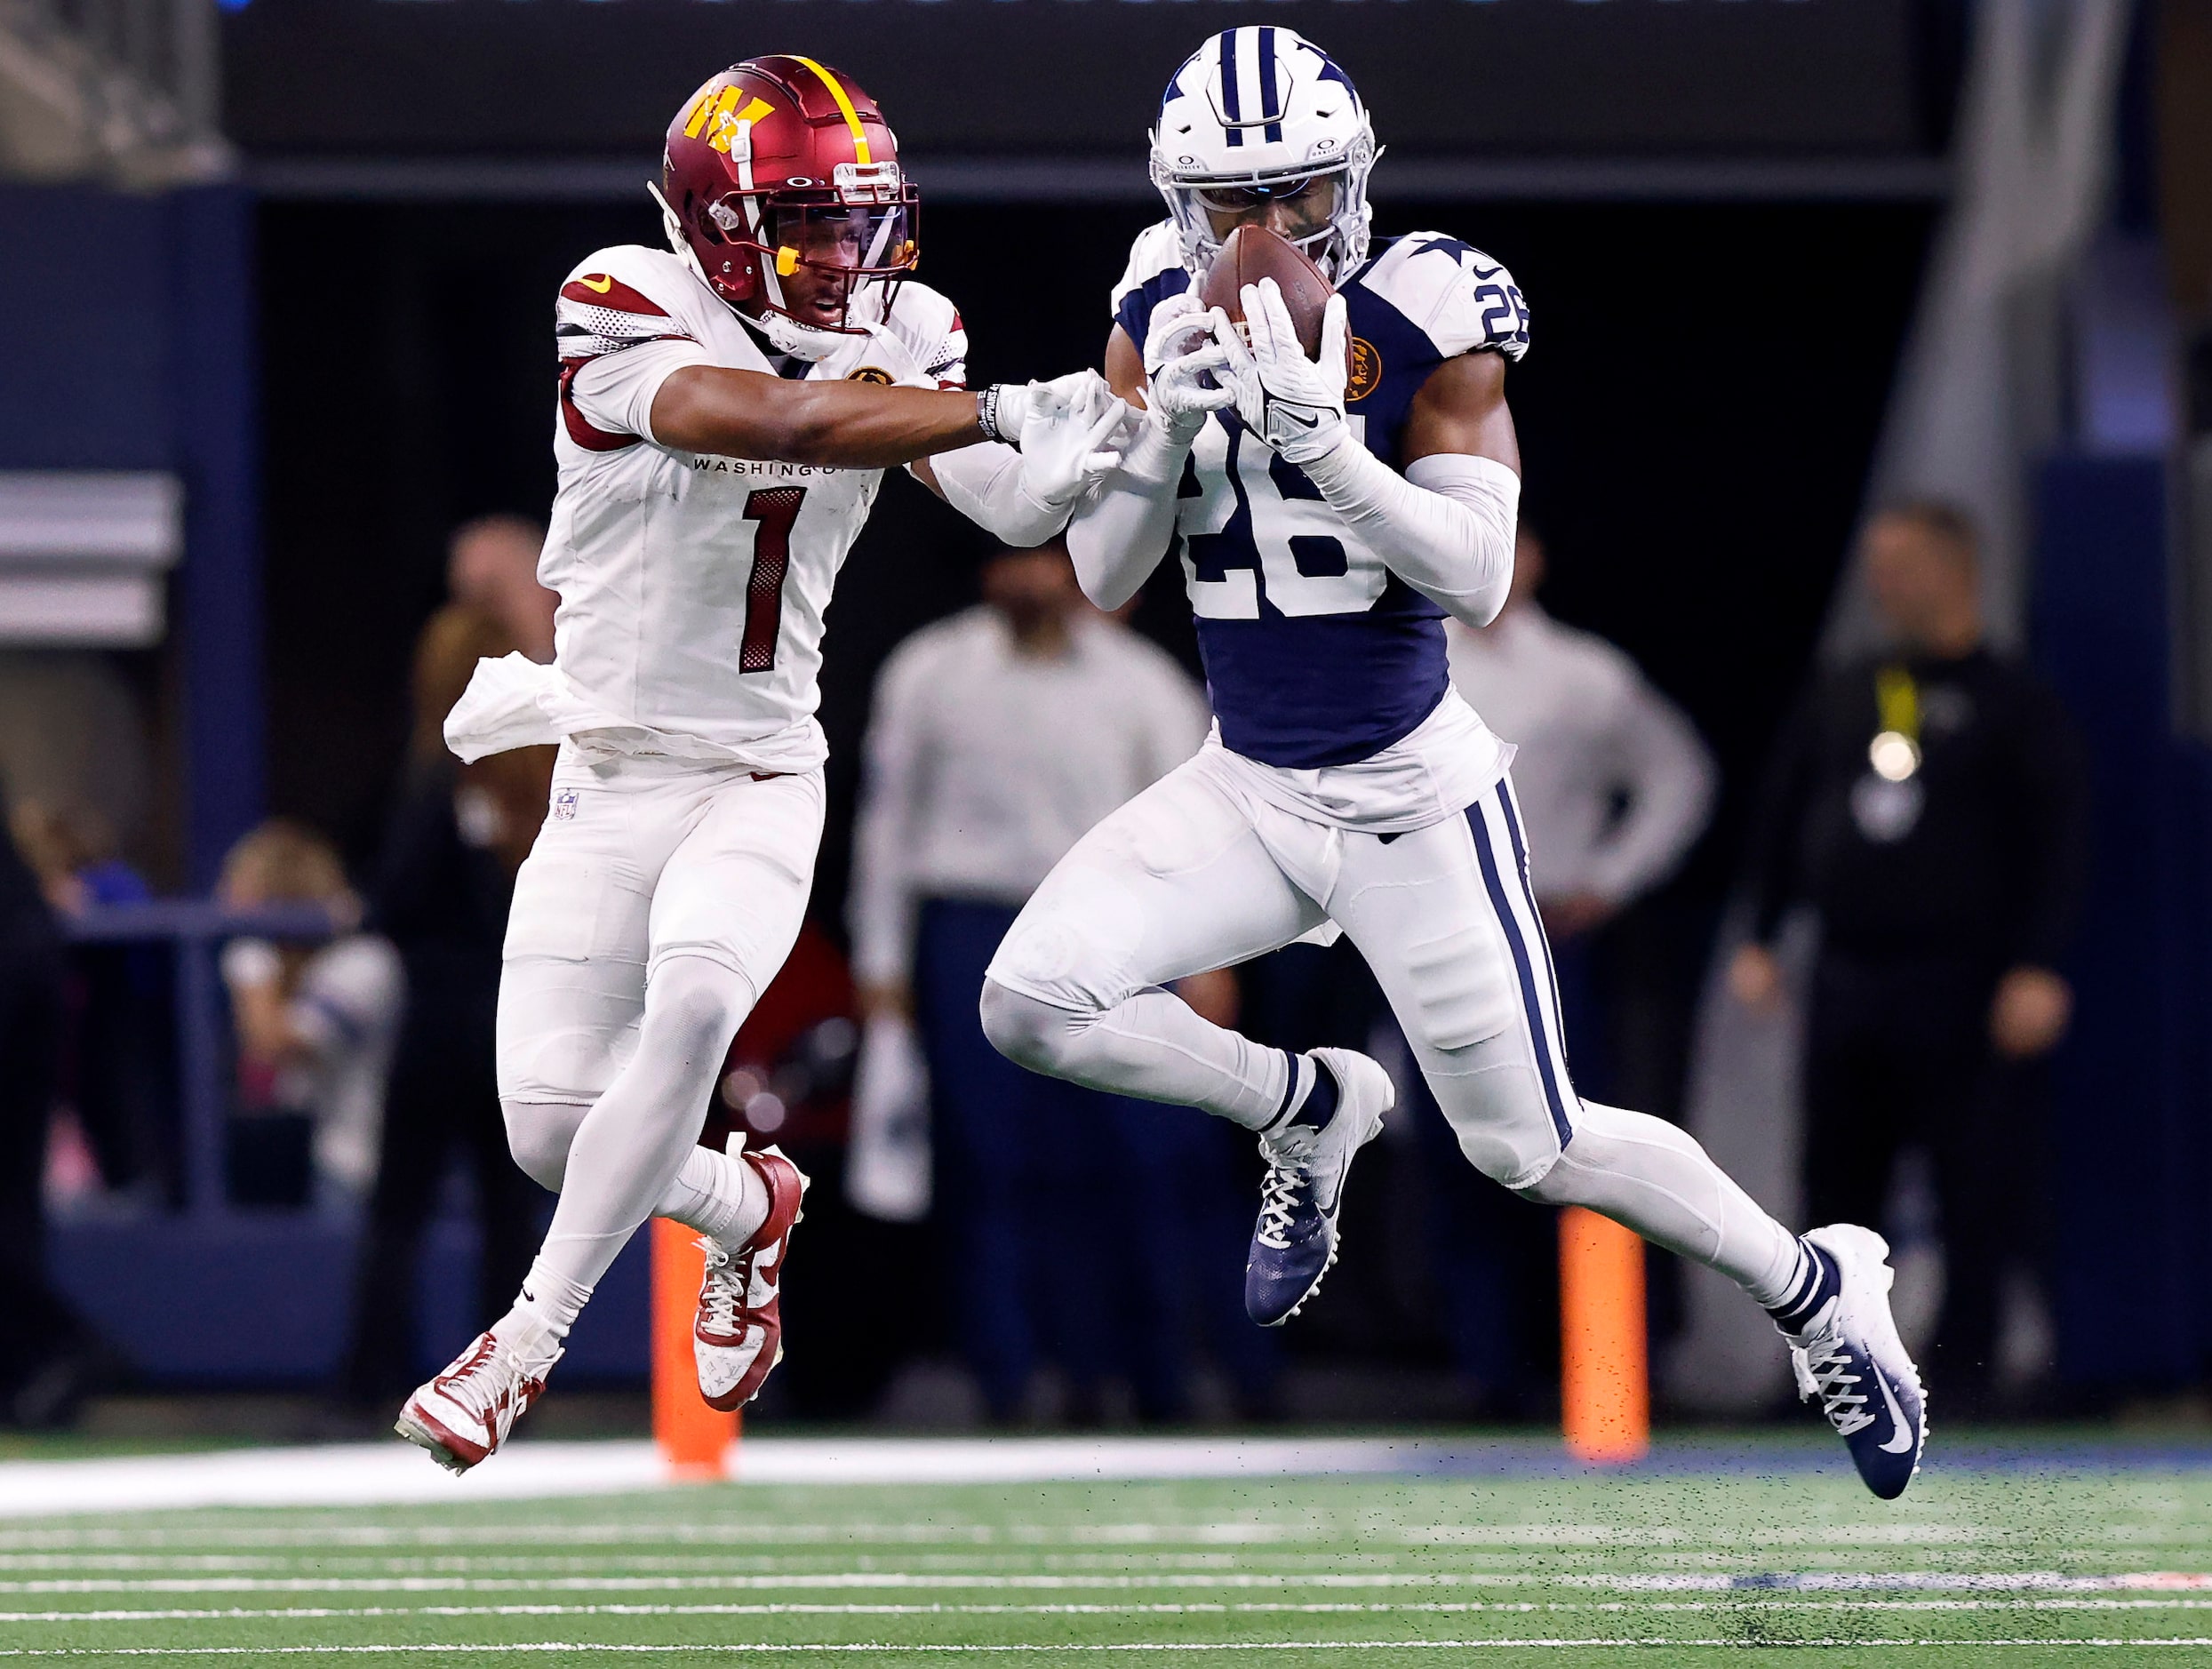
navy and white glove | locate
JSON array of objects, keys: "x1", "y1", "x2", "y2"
[
  {"x1": 1011, "y1": 371, "x2": 1132, "y2": 508},
  {"x1": 1214, "y1": 279, "x2": 1351, "y2": 467},
  {"x1": 1143, "y1": 291, "x2": 1234, "y2": 447}
]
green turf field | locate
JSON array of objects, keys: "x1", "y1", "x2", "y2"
[{"x1": 4, "y1": 1445, "x2": 2208, "y2": 1665}]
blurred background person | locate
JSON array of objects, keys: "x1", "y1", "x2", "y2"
[
  {"x1": 217, "y1": 821, "x2": 403, "y2": 1210},
  {"x1": 0, "y1": 782, "x2": 100, "y2": 1427},
  {"x1": 444, "y1": 515, "x2": 558, "y2": 667},
  {"x1": 1729, "y1": 502, "x2": 2088, "y2": 1415},
  {"x1": 340, "y1": 524, "x2": 556, "y2": 1407},
  {"x1": 9, "y1": 797, "x2": 171, "y2": 1208},
  {"x1": 1421, "y1": 524, "x2": 1718, "y2": 1417},
  {"x1": 850, "y1": 540, "x2": 1264, "y2": 1423}
]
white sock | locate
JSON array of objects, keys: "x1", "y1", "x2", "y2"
[
  {"x1": 657, "y1": 1142, "x2": 771, "y2": 1249},
  {"x1": 508, "y1": 1259, "x2": 592, "y2": 1352}
]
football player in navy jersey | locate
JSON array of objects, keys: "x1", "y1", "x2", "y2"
[{"x1": 979, "y1": 27, "x2": 1928, "y2": 1498}]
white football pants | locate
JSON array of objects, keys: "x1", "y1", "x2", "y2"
[
  {"x1": 495, "y1": 747, "x2": 825, "y2": 1298},
  {"x1": 982, "y1": 750, "x2": 1801, "y2": 1305}
]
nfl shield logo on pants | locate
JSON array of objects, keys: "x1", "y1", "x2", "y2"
[{"x1": 553, "y1": 787, "x2": 579, "y2": 822}]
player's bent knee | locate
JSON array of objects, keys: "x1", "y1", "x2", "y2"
[
  {"x1": 503, "y1": 1098, "x2": 586, "y2": 1193},
  {"x1": 641, "y1": 952, "x2": 755, "y2": 1061},
  {"x1": 979, "y1": 977, "x2": 1081, "y2": 1078}
]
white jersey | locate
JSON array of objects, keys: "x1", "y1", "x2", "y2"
[{"x1": 475, "y1": 247, "x2": 967, "y2": 772}]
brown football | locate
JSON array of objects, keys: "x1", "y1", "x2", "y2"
[{"x1": 1199, "y1": 224, "x2": 1346, "y2": 373}]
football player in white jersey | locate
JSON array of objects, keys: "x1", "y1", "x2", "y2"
[
  {"x1": 395, "y1": 54, "x2": 1129, "y2": 1473},
  {"x1": 979, "y1": 28, "x2": 1929, "y2": 1498}
]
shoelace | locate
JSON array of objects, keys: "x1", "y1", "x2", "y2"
[
  {"x1": 1254, "y1": 1162, "x2": 1309, "y2": 1250},
  {"x1": 697, "y1": 1239, "x2": 757, "y2": 1338},
  {"x1": 1793, "y1": 1336, "x2": 1875, "y2": 1438},
  {"x1": 435, "y1": 1336, "x2": 531, "y2": 1427}
]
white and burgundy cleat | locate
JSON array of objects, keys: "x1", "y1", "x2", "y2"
[
  {"x1": 694, "y1": 1139, "x2": 810, "y2": 1410},
  {"x1": 395, "y1": 1327, "x2": 559, "y2": 1475}
]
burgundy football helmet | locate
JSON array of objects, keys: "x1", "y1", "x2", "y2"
[{"x1": 656, "y1": 55, "x2": 919, "y2": 357}]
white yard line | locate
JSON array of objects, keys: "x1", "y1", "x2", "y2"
[
  {"x1": 0, "y1": 1438, "x2": 1488, "y2": 1519},
  {"x1": 6, "y1": 1638, "x2": 2212, "y2": 1655},
  {"x1": 5, "y1": 1599, "x2": 2212, "y2": 1624},
  {"x1": 5, "y1": 1572, "x2": 2211, "y2": 1596}
]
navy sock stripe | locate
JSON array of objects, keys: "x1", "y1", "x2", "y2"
[
  {"x1": 1262, "y1": 1049, "x2": 1301, "y2": 1130},
  {"x1": 1468, "y1": 794, "x2": 1574, "y2": 1147}
]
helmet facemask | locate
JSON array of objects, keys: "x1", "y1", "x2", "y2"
[{"x1": 1152, "y1": 128, "x2": 1375, "y2": 286}]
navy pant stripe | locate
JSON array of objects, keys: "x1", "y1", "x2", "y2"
[
  {"x1": 1467, "y1": 792, "x2": 1574, "y2": 1146},
  {"x1": 1493, "y1": 781, "x2": 1574, "y2": 1082}
]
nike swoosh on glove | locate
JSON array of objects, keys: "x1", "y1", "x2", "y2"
[
  {"x1": 1016, "y1": 371, "x2": 1135, "y2": 509},
  {"x1": 1214, "y1": 280, "x2": 1351, "y2": 466}
]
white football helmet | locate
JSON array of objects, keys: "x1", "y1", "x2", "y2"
[{"x1": 1150, "y1": 28, "x2": 1379, "y2": 285}]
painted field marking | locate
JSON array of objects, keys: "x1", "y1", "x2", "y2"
[
  {"x1": 5, "y1": 1570, "x2": 2209, "y2": 1597},
  {"x1": 6, "y1": 1598, "x2": 2212, "y2": 1625},
  {"x1": 8, "y1": 1637, "x2": 2212, "y2": 1656}
]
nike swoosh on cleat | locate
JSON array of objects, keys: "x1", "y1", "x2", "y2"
[{"x1": 1875, "y1": 1368, "x2": 1916, "y2": 1454}]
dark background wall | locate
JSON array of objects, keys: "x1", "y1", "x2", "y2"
[{"x1": 258, "y1": 194, "x2": 1935, "y2": 939}]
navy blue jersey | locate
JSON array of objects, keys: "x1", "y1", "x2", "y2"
[{"x1": 1112, "y1": 223, "x2": 1529, "y2": 769}]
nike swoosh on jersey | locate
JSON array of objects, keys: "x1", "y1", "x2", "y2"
[
  {"x1": 579, "y1": 275, "x2": 613, "y2": 293},
  {"x1": 1875, "y1": 1368, "x2": 1916, "y2": 1453}
]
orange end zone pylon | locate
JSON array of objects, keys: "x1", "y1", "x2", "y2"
[
  {"x1": 1559, "y1": 1206, "x2": 1649, "y2": 1465},
  {"x1": 652, "y1": 1216, "x2": 738, "y2": 1479}
]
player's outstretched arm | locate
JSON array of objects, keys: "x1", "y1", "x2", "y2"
[
  {"x1": 1217, "y1": 281, "x2": 1522, "y2": 628},
  {"x1": 1064, "y1": 310, "x2": 1231, "y2": 611},
  {"x1": 914, "y1": 373, "x2": 1132, "y2": 548},
  {"x1": 651, "y1": 364, "x2": 999, "y2": 469}
]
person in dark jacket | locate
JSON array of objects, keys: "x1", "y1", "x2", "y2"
[
  {"x1": 0, "y1": 785, "x2": 99, "y2": 1426},
  {"x1": 339, "y1": 602, "x2": 555, "y2": 1403},
  {"x1": 1729, "y1": 501, "x2": 2089, "y2": 1410}
]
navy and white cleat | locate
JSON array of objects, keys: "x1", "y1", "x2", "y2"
[
  {"x1": 1243, "y1": 1048, "x2": 1393, "y2": 1327},
  {"x1": 1783, "y1": 1223, "x2": 1929, "y2": 1500}
]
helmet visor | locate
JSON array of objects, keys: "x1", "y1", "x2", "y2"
[
  {"x1": 768, "y1": 201, "x2": 917, "y2": 278},
  {"x1": 1186, "y1": 171, "x2": 1340, "y2": 252}
]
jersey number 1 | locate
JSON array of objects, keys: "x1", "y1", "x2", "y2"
[{"x1": 740, "y1": 487, "x2": 804, "y2": 673}]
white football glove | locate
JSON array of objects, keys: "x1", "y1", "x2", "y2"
[
  {"x1": 1014, "y1": 370, "x2": 1134, "y2": 510},
  {"x1": 1142, "y1": 291, "x2": 1235, "y2": 446},
  {"x1": 1214, "y1": 279, "x2": 1351, "y2": 466}
]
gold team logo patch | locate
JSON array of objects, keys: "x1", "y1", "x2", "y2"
[
  {"x1": 846, "y1": 366, "x2": 895, "y2": 385},
  {"x1": 1346, "y1": 337, "x2": 1382, "y2": 403}
]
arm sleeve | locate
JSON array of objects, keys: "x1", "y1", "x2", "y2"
[
  {"x1": 928, "y1": 440, "x2": 1074, "y2": 549},
  {"x1": 1742, "y1": 687, "x2": 1822, "y2": 945},
  {"x1": 1064, "y1": 419, "x2": 1186, "y2": 611},
  {"x1": 1291, "y1": 447, "x2": 1521, "y2": 628},
  {"x1": 847, "y1": 645, "x2": 934, "y2": 989},
  {"x1": 2007, "y1": 682, "x2": 2091, "y2": 968},
  {"x1": 1584, "y1": 670, "x2": 1718, "y2": 906},
  {"x1": 567, "y1": 338, "x2": 715, "y2": 444}
]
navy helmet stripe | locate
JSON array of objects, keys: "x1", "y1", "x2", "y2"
[
  {"x1": 1218, "y1": 29, "x2": 1243, "y2": 148},
  {"x1": 1467, "y1": 794, "x2": 1574, "y2": 1147},
  {"x1": 1257, "y1": 27, "x2": 1283, "y2": 143}
]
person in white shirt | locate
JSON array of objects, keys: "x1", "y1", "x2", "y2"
[
  {"x1": 851, "y1": 542, "x2": 1229, "y2": 1420},
  {"x1": 1444, "y1": 527, "x2": 1716, "y2": 951},
  {"x1": 216, "y1": 821, "x2": 403, "y2": 1206},
  {"x1": 1430, "y1": 523, "x2": 1715, "y2": 1413}
]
